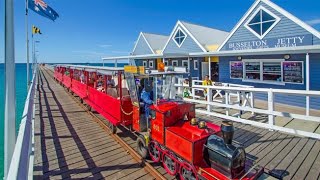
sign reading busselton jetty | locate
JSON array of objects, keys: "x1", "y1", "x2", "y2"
[{"x1": 226, "y1": 34, "x2": 313, "y2": 50}]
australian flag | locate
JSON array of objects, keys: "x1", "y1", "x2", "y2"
[{"x1": 28, "y1": 0, "x2": 59, "y2": 21}]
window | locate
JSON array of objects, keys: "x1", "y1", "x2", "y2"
[
  {"x1": 149, "y1": 61, "x2": 154, "y2": 68},
  {"x1": 283, "y1": 61, "x2": 304, "y2": 84},
  {"x1": 182, "y1": 60, "x2": 188, "y2": 69},
  {"x1": 245, "y1": 6, "x2": 280, "y2": 39},
  {"x1": 164, "y1": 61, "x2": 168, "y2": 66},
  {"x1": 172, "y1": 60, "x2": 178, "y2": 67},
  {"x1": 243, "y1": 59, "x2": 284, "y2": 83},
  {"x1": 173, "y1": 28, "x2": 187, "y2": 47},
  {"x1": 230, "y1": 61, "x2": 243, "y2": 79},
  {"x1": 244, "y1": 62, "x2": 261, "y2": 80},
  {"x1": 194, "y1": 60, "x2": 198, "y2": 70},
  {"x1": 262, "y1": 62, "x2": 282, "y2": 82},
  {"x1": 143, "y1": 61, "x2": 147, "y2": 67}
]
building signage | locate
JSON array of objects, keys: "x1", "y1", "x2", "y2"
[{"x1": 226, "y1": 34, "x2": 313, "y2": 51}]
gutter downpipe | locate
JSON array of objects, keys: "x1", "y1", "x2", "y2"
[
  {"x1": 209, "y1": 56, "x2": 211, "y2": 80},
  {"x1": 4, "y1": 0, "x2": 16, "y2": 178}
]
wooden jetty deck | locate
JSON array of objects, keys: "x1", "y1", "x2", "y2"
[
  {"x1": 33, "y1": 67, "x2": 155, "y2": 179},
  {"x1": 34, "y1": 67, "x2": 320, "y2": 180}
]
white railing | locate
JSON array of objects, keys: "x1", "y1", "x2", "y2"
[
  {"x1": 7, "y1": 66, "x2": 38, "y2": 180},
  {"x1": 176, "y1": 82, "x2": 320, "y2": 139}
]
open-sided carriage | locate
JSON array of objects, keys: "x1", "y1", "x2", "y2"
[{"x1": 54, "y1": 65, "x2": 133, "y2": 133}]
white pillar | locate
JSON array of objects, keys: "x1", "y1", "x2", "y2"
[
  {"x1": 4, "y1": 0, "x2": 16, "y2": 178},
  {"x1": 306, "y1": 53, "x2": 310, "y2": 116},
  {"x1": 209, "y1": 56, "x2": 211, "y2": 80},
  {"x1": 115, "y1": 59, "x2": 118, "y2": 67}
]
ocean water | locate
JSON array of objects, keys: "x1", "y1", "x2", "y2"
[
  {"x1": 0, "y1": 63, "x2": 31, "y2": 178},
  {"x1": 0, "y1": 63, "x2": 126, "y2": 178}
]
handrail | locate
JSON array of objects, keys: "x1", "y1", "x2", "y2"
[
  {"x1": 180, "y1": 84, "x2": 320, "y2": 96},
  {"x1": 7, "y1": 65, "x2": 38, "y2": 180},
  {"x1": 175, "y1": 81, "x2": 320, "y2": 139}
]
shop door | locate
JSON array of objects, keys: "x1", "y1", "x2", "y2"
[
  {"x1": 201, "y1": 62, "x2": 209, "y2": 79},
  {"x1": 211, "y1": 62, "x2": 219, "y2": 82}
]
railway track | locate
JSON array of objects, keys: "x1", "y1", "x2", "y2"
[{"x1": 41, "y1": 67, "x2": 177, "y2": 180}]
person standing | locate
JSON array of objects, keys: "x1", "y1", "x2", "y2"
[
  {"x1": 140, "y1": 80, "x2": 154, "y2": 127},
  {"x1": 202, "y1": 75, "x2": 212, "y2": 100}
]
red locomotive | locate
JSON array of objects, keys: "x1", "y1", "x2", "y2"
[{"x1": 53, "y1": 64, "x2": 263, "y2": 180}]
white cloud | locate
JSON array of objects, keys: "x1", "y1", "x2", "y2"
[{"x1": 306, "y1": 18, "x2": 320, "y2": 26}]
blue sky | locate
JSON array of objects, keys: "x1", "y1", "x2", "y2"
[{"x1": 0, "y1": 0, "x2": 319, "y2": 63}]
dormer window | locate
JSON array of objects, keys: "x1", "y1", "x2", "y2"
[
  {"x1": 173, "y1": 28, "x2": 187, "y2": 47},
  {"x1": 245, "y1": 6, "x2": 280, "y2": 39}
]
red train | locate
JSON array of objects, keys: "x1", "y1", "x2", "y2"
[{"x1": 54, "y1": 64, "x2": 263, "y2": 180}]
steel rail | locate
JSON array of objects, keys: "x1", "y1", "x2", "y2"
[{"x1": 41, "y1": 67, "x2": 166, "y2": 180}]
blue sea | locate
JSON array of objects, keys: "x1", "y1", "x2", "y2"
[{"x1": 0, "y1": 62, "x2": 126, "y2": 178}]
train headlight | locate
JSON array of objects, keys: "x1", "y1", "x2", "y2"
[
  {"x1": 198, "y1": 121, "x2": 207, "y2": 129},
  {"x1": 190, "y1": 118, "x2": 198, "y2": 125}
]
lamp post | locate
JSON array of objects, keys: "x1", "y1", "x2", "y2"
[{"x1": 4, "y1": 0, "x2": 16, "y2": 178}]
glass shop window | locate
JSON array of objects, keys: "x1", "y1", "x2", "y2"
[
  {"x1": 244, "y1": 62, "x2": 260, "y2": 80},
  {"x1": 263, "y1": 62, "x2": 282, "y2": 82}
]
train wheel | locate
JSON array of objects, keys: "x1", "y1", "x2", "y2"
[
  {"x1": 163, "y1": 154, "x2": 178, "y2": 175},
  {"x1": 80, "y1": 98, "x2": 83, "y2": 104},
  {"x1": 180, "y1": 164, "x2": 197, "y2": 180},
  {"x1": 149, "y1": 142, "x2": 161, "y2": 162},
  {"x1": 108, "y1": 122, "x2": 117, "y2": 134},
  {"x1": 137, "y1": 135, "x2": 148, "y2": 159}
]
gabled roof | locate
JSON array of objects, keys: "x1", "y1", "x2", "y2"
[
  {"x1": 162, "y1": 20, "x2": 229, "y2": 53},
  {"x1": 217, "y1": 0, "x2": 320, "y2": 51},
  {"x1": 180, "y1": 21, "x2": 229, "y2": 51},
  {"x1": 143, "y1": 33, "x2": 168, "y2": 53},
  {"x1": 132, "y1": 32, "x2": 168, "y2": 55}
]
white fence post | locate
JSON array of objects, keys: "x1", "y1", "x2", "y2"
[
  {"x1": 250, "y1": 92, "x2": 254, "y2": 114},
  {"x1": 207, "y1": 87, "x2": 212, "y2": 113},
  {"x1": 268, "y1": 89, "x2": 275, "y2": 128},
  {"x1": 225, "y1": 90, "x2": 229, "y2": 116}
]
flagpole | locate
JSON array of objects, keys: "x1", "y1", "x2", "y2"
[
  {"x1": 31, "y1": 33, "x2": 34, "y2": 76},
  {"x1": 4, "y1": 0, "x2": 16, "y2": 178},
  {"x1": 26, "y1": 0, "x2": 30, "y2": 90}
]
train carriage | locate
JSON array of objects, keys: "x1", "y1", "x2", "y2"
[
  {"x1": 54, "y1": 65, "x2": 64, "y2": 82},
  {"x1": 55, "y1": 65, "x2": 133, "y2": 133}
]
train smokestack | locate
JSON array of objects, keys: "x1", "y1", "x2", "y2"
[{"x1": 221, "y1": 121, "x2": 234, "y2": 144}]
